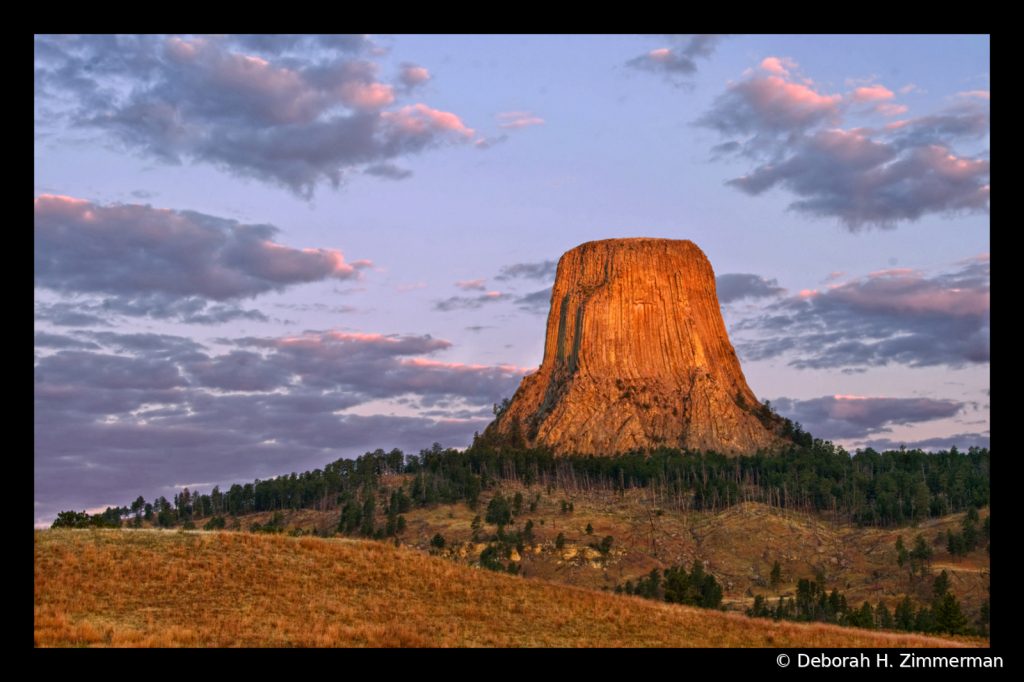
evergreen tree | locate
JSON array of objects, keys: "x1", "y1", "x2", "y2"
[
  {"x1": 877, "y1": 601, "x2": 894, "y2": 630},
  {"x1": 486, "y1": 493, "x2": 512, "y2": 528},
  {"x1": 770, "y1": 560, "x2": 783, "y2": 590},
  {"x1": 555, "y1": 532, "x2": 565, "y2": 550},
  {"x1": 585, "y1": 522, "x2": 594, "y2": 535},
  {"x1": 932, "y1": 570, "x2": 951, "y2": 598},
  {"x1": 934, "y1": 593, "x2": 968, "y2": 635},
  {"x1": 895, "y1": 595, "x2": 915, "y2": 631},
  {"x1": 895, "y1": 535, "x2": 909, "y2": 571},
  {"x1": 858, "y1": 601, "x2": 875, "y2": 629},
  {"x1": 914, "y1": 606, "x2": 935, "y2": 633},
  {"x1": 911, "y1": 534, "x2": 933, "y2": 568}
]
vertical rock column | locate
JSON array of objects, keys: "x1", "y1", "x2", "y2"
[{"x1": 486, "y1": 238, "x2": 781, "y2": 456}]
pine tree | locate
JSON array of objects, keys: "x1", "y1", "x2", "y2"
[
  {"x1": 877, "y1": 601, "x2": 894, "y2": 630},
  {"x1": 912, "y1": 534, "x2": 933, "y2": 568},
  {"x1": 770, "y1": 560, "x2": 782, "y2": 590},
  {"x1": 895, "y1": 535, "x2": 909, "y2": 574},
  {"x1": 895, "y1": 595, "x2": 915, "y2": 631},
  {"x1": 585, "y1": 522, "x2": 594, "y2": 535},
  {"x1": 932, "y1": 570, "x2": 951, "y2": 598},
  {"x1": 858, "y1": 601, "x2": 875, "y2": 629},
  {"x1": 934, "y1": 593, "x2": 968, "y2": 635}
]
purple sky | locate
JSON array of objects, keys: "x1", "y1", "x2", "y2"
[{"x1": 34, "y1": 35, "x2": 989, "y2": 527}]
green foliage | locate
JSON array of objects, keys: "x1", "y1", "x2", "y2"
[
  {"x1": 620, "y1": 560, "x2": 723, "y2": 611},
  {"x1": 430, "y1": 533, "x2": 445, "y2": 549},
  {"x1": 932, "y1": 570, "x2": 951, "y2": 598},
  {"x1": 485, "y1": 493, "x2": 512, "y2": 528},
  {"x1": 877, "y1": 601, "x2": 894, "y2": 630},
  {"x1": 585, "y1": 523, "x2": 593, "y2": 535},
  {"x1": 50, "y1": 510, "x2": 90, "y2": 529},
  {"x1": 933, "y1": 593, "x2": 969, "y2": 635},
  {"x1": 204, "y1": 516, "x2": 226, "y2": 531},
  {"x1": 770, "y1": 560, "x2": 782, "y2": 587},
  {"x1": 555, "y1": 532, "x2": 565, "y2": 550},
  {"x1": 512, "y1": 491, "x2": 523, "y2": 516},
  {"x1": 895, "y1": 535, "x2": 908, "y2": 569}
]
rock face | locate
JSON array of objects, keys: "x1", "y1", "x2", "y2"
[{"x1": 485, "y1": 238, "x2": 782, "y2": 456}]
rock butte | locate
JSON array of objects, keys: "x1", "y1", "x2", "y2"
[{"x1": 485, "y1": 238, "x2": 784, "y2": 456}]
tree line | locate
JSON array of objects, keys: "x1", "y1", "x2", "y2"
[{"x1": 51, "y1": 399, "x2": 988, "y2": 534}]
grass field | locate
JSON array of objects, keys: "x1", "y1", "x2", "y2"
[
  {"x1": 199, "y1": 483, "x2": 989, "y2": 623},
  {"x1": 34, "y1": 529, "x2": 987, "y2": 647}
]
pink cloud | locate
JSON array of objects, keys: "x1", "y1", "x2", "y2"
[
  {"x1": 496, "y1": 110, "x2": 545, "y2": 130},
  {"x1": 456, "y1": 279, "x2": 486, "y2": 291},
  {"x1": 397, "y1": 283, "x2": 426, "y2": 291},
  {"x1": 829, "y1": 271, "x2": 989, "y2": 317},
  {"x1": 249, "y1": 242, "x2": 364, "y2": 281},
  {"x1": 957, "y1": 90, "x2": 990, "y2": 100},
  {"x1": 759, "y1": 57, "x2": 797, "y2": 76},
  {"x1": 339, "y1": 81, "x2": 395, "y2": 110},
  {"x1": 868, "y1": 268, "x2": 919, "y2": 278},
  {"x1": 849, "y1": 84, "x2": 895, "y2": 103},
  {"x1": 872, "y1": 103, "x2": 908, "y2": 117},
  {"x1": 732, "y1": 75, "x2": 842, "y2": 129},
  {"x1": 382, "y1": 104, "x2": 474, "y2": 139},
  {"x1": 399, "y1": 63, "x2": 431, "y2": 89}
]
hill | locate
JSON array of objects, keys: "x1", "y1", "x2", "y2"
[{"x1": 34, "y1": 529, "x2": 985, "y2": 647}]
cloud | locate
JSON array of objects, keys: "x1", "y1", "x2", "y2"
[
  {"x1": 34, "y1": 327, "x2": 533, "y2": 524},
  {"x1": 957, "y1": 90, "x2": 990, "y2": 100},
  {"x1": 697, "y1": 59, "x2": 990, "y2": 228},
  {"x1": 771, "y1": 394, "x2": 964, "y2": 441},
  {"x1": 455, "y1": 279, "x2": 487, "y2": 291},
  {"x1": 35, "y1": 196, "x2": 369, "y2": 310},
  {"x1": 626, "y1": 35, "x2": 725, "y2": 80},
  {"x1": 398, "y1": 62, "x2": 431, "y2": 89},
  {"x1": 363, "y1": 163, "x2": 413, "y2": 180},
  {"x1": 730, "y1": 257, "x2": 989, "y2": 369},
  {"x1": 34, "y1": 35, "x2": 472, "y2": 198},
  {"x1": 497, "y1": 111, "x2": 545, "y2": 130},
  {"x1": 34, "y1": 331, "x2": 100, "y2": 350},
  {"x1": 495, "y1": 260, "x2": 558, "y2": 281},
  {"x1": 433, "y1": 292, "x2": 512, "y2": 311},
  {"x1": 856, "y1": 432, "x2": 989, "y2": 452},
  {"x1": 760, "y1": 57, "x2": 797, "y2": 76},
  {"x1": 474, "y1": 135, "x2": 508, "y2": 150},
  {"x1": 515, "y1": 288, "x2": 553, "y2": 314},
  {"x1": 716, "y1": 273, "x2": 787, "y2": 304},
  {"x1": 848, "y1": 84, "x2": 895, "y2": 103}
]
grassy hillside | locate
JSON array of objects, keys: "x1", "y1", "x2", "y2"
[
  {"x1": 175, "y1": 481, "x2": 989, "y2": 625},
  {"x1": 34, "y1": 529, "x2": 985, "y2": 647}
]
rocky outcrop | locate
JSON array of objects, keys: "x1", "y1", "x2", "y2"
[{"x1": 485, "y1": 238, "x2": 783, "y2": 456}]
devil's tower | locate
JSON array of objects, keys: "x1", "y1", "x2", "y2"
[{"x1": 485, "y1": 238, "x2": 782, "y2": 456}]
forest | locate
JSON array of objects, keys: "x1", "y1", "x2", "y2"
[{"x1": 54, "y1": 410, "x2": 989, "y2": 533}]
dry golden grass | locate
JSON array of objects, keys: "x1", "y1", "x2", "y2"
[{"x1": 34, "y1": 529, "x2": 986, "y2": 647}]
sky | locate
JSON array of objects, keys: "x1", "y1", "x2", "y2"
[{"x1": 34, "y1": 34, "x2": 990, "y2": 527}]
